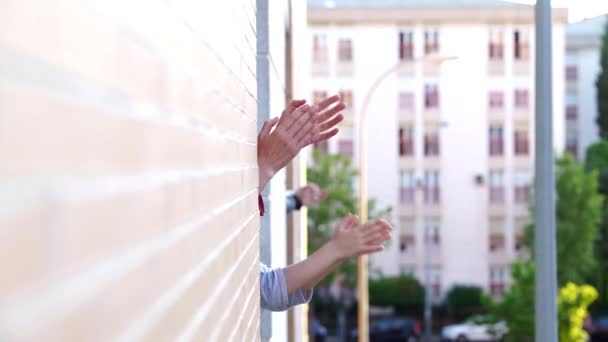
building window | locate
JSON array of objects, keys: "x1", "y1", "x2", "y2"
[
  {"x1": 424, "y1": 128, "x2": 440, "y2": 157},
  {"x1": 339, "y1": 90, "x2": 353, "y2": 111},
  {"x1": 489, "y1": 233, "x2": 506, "y2": 253},
  {"x1": 338, "y1": 139, "x2": 354, "y2": 159},
  {"x1": 489, "y1": 124, "x2": 504, "y2": 156},
  {"x1": 514, "y1": 171, "x2": 530, "y2": 204},
  {"x1": 312, "y1": 33, "x2": 328, "y2": 63},
  {"x1": 566, "y1": 105, "x2": 578, "y2": 121},
  {"x1": 514, "y1": 89, "x2": 529, "y2": 109},
  {"x1": 431, "y1": 267, "x2": 442, "y2": 300},
  {"x1": 566, "y1": 133, "x2": 578, "y2": 158},
  {"x1": 489, "y1": 218, "x2": 507, "y2": 253},
  {"x1": 489, "y1": 217, "x2": 505, "y2": 233},
  {"x1": 400, "y1": 235, "x2": 416, "y2": 255},
  {"x1": 424, "y1": 84, "x2": 439, "y2": 109},
  {"x1": 515, "y1": 234, "x2": 525, "y2": 252},
  {"x1": 426, "y1": 220, "x2": 441, "y2": 254},
  {"x1": 424, "y1": 29, "x2": 439, "y2": 55},
  {"x1": 489, "y1": 170, "x2": 505, "y2": 204},
  {"x1": 399, "y1": 31, "x2": 414, "y2": 61},
  {"x1": 399, "y1": 170, "x2": 416, "y2": 204},
  {"x1": 489, "y1": 91, "x2": 504, "y2": 109},
  {"x1": 424, "y1": 170, "x2": 440, "y2": 205},
  {"x1": 399, "y1": 126, "x2": 414, "y2": 157},
  {"x1": 566, "y1": 65, "x2": 578, "y2": 82},
  {"x1": 338, "y1": 38, "x2": 353, "y2": 63},
  {"x1": 515, "y1": 216, "x2": 527, "y2": 252},
  {"x1": 400, "y1": 217, "x2": 415, "y2": 235},
  {"x1": 399, "y1": 92, "x2": 415, "y2": 111},
  {"x1": 490, "y1": 265, "x2": 508, "y2": 297},
  {"x1": 313, "y1": 90, "x2": 328, "y2": 105},
  {"x1": 514, "y1": 127, "x2": 529, "y2": 156},
  {"x1": 489, "y1": 28, "x2": 504, "y2": 61},
  {"x1": 513, "y1": 29, "x2": 530, "y2": 60}
]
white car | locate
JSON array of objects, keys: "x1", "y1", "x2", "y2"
[{"x1": 441, "y1": 317, "x2": 507, "y2": 342}]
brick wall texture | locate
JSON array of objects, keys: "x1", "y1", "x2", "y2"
[{"x1": 0, "y1": 0, "x2": 260, "y2": 341}]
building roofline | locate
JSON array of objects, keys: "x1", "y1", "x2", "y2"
[{"x1": 308, "y1": 6, "x2": 568, "y2": 25}]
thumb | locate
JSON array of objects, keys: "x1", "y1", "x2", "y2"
[
  {"x1": 340, "y1": 214, "x2": 359, "y2": 231},
  {"x1": 260, "y1": 117, "x2": 279, "y2": 136}
]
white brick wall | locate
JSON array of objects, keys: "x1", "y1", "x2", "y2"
[{"x1": 0, "y1": 0, "x2": 260, "y2": 341}]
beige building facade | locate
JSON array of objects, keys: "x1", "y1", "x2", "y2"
[{"x1": 307, "y1": 0, "x2": 567, "y2": 301}]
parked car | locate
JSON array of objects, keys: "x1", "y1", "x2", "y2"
[
  {"x1": 441, "y1": 316, "x2": 507, "y2": 342},
  {"x1": 350, "y1": 317, "x2": 421, "y2": 342},
  {"x1": 590, "y1": 316, "x2": 608, "y2": 341}
]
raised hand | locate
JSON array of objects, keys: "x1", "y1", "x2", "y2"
[
  {"x1": 330, "y1": 214, "x2": 393, "y2": 260},
  {"x1": 257, "y1": 95, "x2": 346, "y2": 191}
]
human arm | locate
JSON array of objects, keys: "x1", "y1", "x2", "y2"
[{"x1": 282, "y1": 215, "x2": 392, "y2": 294}]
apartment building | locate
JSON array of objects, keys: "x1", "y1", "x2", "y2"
[
  {"x1": 307, "y1": 0, "x2": 567, "y2": 301},
  {"x1": 565, "y1": 15, "x2": 607, "y2": 159}
]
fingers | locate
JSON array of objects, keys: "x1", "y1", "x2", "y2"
[
  {"x1": 320, "y1": 190, "x2": 329, "y2": 201},
  {"x1": 359, "y1": 223, "x2": 388, "y2": 238},
  {"x1": 316, "y1": 94, "x2": 341, "y2": 111},
  {"x1": 285, "y1": 103, "x2": 313, "y2": 135},
  {"x1": 279, "y1": 102, "x2": 309, "y2": 130},
  {"x1": 283, "y1": 99, "x2": 306, "y2": 115},
  {"x1": 359, "y1": 245, "x2": 385, "y2": 256},
  {"x1": 312, "y1": 127, "x2": 340, "y2": 144},
  {"x1": 293, "y1": 108, "x2": 318, "y2": 147},
  {"x1": 340, "y1": 214, "x2": 359, "y2": 231},
  {"x1": 364, "y1": 231, "x2": 392, "y2": 245},
  {"x1": 317, "y1": 113, "x2": 345, "y2": 133},
  {"x1": 316, "y1": 102, "x2": 346, "y2": 125},
  {"x1": 375, "y1": 219, "x2": 393, "y2": 231},
  {"x1": 259, "y1": 117, "x2": 279, "y2": 136}
]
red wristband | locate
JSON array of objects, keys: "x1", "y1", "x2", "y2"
[{"x1": 258, "y1": 194, "x2": 265, "y2": 216}]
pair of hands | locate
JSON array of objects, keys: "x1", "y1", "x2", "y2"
[
  {"x1": 330, "y1": 214, "x2": 393, "y2": 261},
  {"x1": 258, "y1": 95, "x2": 345, "y2": 191}
]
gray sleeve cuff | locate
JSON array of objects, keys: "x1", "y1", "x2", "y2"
[{"x1": 259, "y1": 263, "x2": 313, "y2": 312}]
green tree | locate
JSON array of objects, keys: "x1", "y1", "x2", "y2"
[
  {"x1": 486, "y1": 156, "x2": 604, "y2": 340},
  {"x1": 585, "y1": 140, "x2": 608, "y2": 311},
  {"x1": 596, "y1": 17, "x2": 608, "y2": 139},
  {"x1": 525, "y1": 155, "x2": 603, "y2": 285},
  {"x1": 369, "y1": 274, "x2": 425, "y2": 315},
  {"x1": 445, "y1": 285, "x2": 485, "y2": 321},
  {"x1": 483, "y1": 261, "x2": 535, "y2": 342},
  {"x1": 307, "y1": 150, "x2": 392, "y2": 288}
]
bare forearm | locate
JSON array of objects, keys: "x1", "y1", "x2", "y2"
[
  {"x1": 282, "y1": 241, "x2": 344, "y2": 294},
  {"x1": 258, "y1": 165, "x2": 275, "y2": 192}
]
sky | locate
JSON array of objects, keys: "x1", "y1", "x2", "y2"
[{"x1": 507, "y1": 0, "x2": 608, "y2": 22}]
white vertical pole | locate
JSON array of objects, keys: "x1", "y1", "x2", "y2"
[{"x1": 534, "y1": 1, "x2": 558, "y2": 341}]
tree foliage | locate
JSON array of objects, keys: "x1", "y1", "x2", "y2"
[
  {"x1": 596, "y1": 17, "x2": 608, "y2": 139},
  {"x1": 445, "y1": 285, "x2": 485, "y2": 321},
  {"x1": 483, "y1": 261, "x2": 536, "y2": 342},
  {"x1": 307, "y1": 150, "x2": 392, "y2": 288},
  {"x1": 585, "y1": 140, "x2": 608, "y2": 312},
  {"x1": 525, "y1": 155, "x2": 603, "y2": 285},
  {"x1": 369, "y1": 274, "x2": 425, "y2": 315}
]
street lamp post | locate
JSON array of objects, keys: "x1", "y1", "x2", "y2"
[{"x1": 357, "y1": 55, "x2": 456, "y2": 342}]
